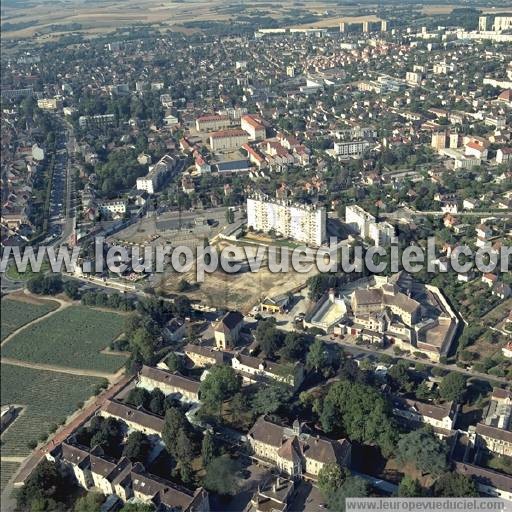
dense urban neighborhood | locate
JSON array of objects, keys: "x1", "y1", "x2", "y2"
[{"x1": 1, "y1": 1, "x2": 512, "y2": 511}]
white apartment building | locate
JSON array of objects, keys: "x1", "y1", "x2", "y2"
[
  {"x1": 37, "y1": 97, "x2": 61, "y2": 110},
  {"x1": 333, "y1": 140, "x2": 370, "y2": 159},
  {"x1": 247, "y1": 194, "x2": 326, "y2": 246},
  {"x1": 241, "y1": 114, "x2": 266, "y2": 140},
  {"x1": 78, "y1": 114, "x2": 115, "y2": 129},
  {"x1": 136, "y1": 154, "x2": 175, "y2": 194},
  {"x1": 369, "y1": 221, "x2": 396, "y2": 247},
  {"x1": 406, "y1": 71, "x2": 422, "y2": 85},
  {"x1": 345, "y1": 205, "x2": 375, "y2": 239},
  {"x1": 346, "y1": 205, "x2": 395, "y2": 246},
  {"x1": 97, "y1": 199, "x2": 127, "y2": 217},
  {"x1": 209, "y1": 129, "x2": 248, "y2": 152}
]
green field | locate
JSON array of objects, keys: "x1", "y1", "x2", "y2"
[
  {"x1": 1, "y1": 297, "x2": 59, "y2": 341},
  {"x1": 0, "y1": 364, "x2": 106, "y2": 457},
  {"x1": 0, "y1": 461, "x2": 20, "y2": 493},
  {"x1": 1, "y1": 305, "x2": 127, "y2": 373}
]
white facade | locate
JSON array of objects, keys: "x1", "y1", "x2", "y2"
[
  {"x1": 345, "y1": 205, "x2": 375, "y2": 239},
  {"x1": 369, "y1": 221, "x2": 396, "y2": 247},
  {"x1": 136, "y1": 154, "x2": 175, "y2": 194},
  {"x1": 333, "y1": 140, "x2": 370, "y2": 158},
  {"x1": 247, "y1": 195, "x2": 326, "y2": 246}
]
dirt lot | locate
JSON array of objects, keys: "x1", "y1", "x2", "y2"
[{"x1": 159, "y1": 239, "x2": 317, "y2": 312}]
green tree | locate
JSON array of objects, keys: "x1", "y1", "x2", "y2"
[
  {"x1": 166, "y1": 352, "x2": 183, "y2": 373},
  {"x1": 306, "y1": 339, "x2": 328, "y2": 373},
  {"x1": 318, "y1": 462, "x2": 346, "y2": 497},
  {"x1": 397, "y1": 476, "x2": 423, "y2": 497},
  {"x1": 64, "y1": 280, "x2": 81, "y2": 300},
  {"x1": 119, "y1": 504, "x2": 155, "y2": 512},
  {"x1": 279, "y1": 332, "x2": 308, "y2": 361},
  {"x1": 439, "y1": 373, "x2": 467, "y2": 403},
  {"x1": 201, "y1": 430, "x2": 216, "y2": 467},
  {"x1": 397, "y1": 429, "x2": 448, "y2": 476},
  {"x1": 74, "y1": 492, "x2": 105, "y2": 512},
  {"x1": 327, "y1": 476, "x2": 370, "y2": 512},
  {"x1": 203, "y1": 455, "x2": 240, "y2": 496},
  {"x1": 176, "y1": 428, "x2": 194, "y2": 483},
  {"x1": 320, "y1": 380, "x2": 397, "y2": 456},
  {"x1": 432, "y1": 472, "x2": 478, "y2": 497},
  {"x1": 199, "y1": 365, "x2": 241, "y2": 414},
  {"x1": 254, "y1": 318, "x2": 284, "y2": 357},
  {"x1": 388, "y1": 361, "x2": 413, "y2": 392},
  {"x1": 251, "y1": 381, "x2": 292, "y2": 415},
  {"x1": 123, "y1": 432, "x2": 151, "y2": 464},
  {"x1": 162, "y1": 407, "x2": 188, "y2": 457},
  {"x1": 16, "y1": 460, "x2": 71, "y2": 511}
]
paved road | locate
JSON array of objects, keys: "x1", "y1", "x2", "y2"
[
  {"x1": 382, "y1": 206, "x2": 512, "y2": 220},
  {"x1": 321, "y1": 335, "x2": 510, "y2": 386}
]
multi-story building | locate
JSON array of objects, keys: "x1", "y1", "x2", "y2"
[
  {"x1": 195, "y1": 114, "x2": 232, "y2": 132},
  {"x1": 475, "y1": 389, "x2": 512, "y2": 457},
  {"x1": 37, "y1": 97, "x2": 62, "y2": 110},
  {"x1": 345, "y1": 205, "x2": 376, "y2": 239},
  {"x1": 406, "y1": 71, "x2": 422, "y2": 85},
  {"x1": 497, "y1": 148, "x2": 512, "y2": 164},
  {"x1": 241, "y1": 114, "x2": 266, "y2": 140},
  {"x1": 333, "y1": 140, "x2": 370, "y2": 159},
  {"x1": 431, "y1": 131, "x2": 447, "y2": 151},
  {"x1": 209, "y1": 129, "x2": 248, "y2": 152},
  {"x1": 247, "y1": 194, "x2": 326, "y2": 246},
  {"x1": 136, "y1": 154, "x2": 175, "y2": 194},
  {"x1": 231, "y1": 353, "x2": 304, "y2": 390},
  {"x1": 99, "y1": 400, "x2": 164, "y2": 437},
  {"x1": 494, "y1": 16, "x2": 512, "y2": 31},
  {"x1": 183, "y1": 344, "x2": 230, "y2": 368},
  {"x1": 97, "y1": 199, "x2": 127, "y2": 218},
  {"x1": 247, "y1": 416, "x2": 351, "y2": 478},
  {"x1": 368, "y1": 221, "x2": 396, "y2": 247},
  {"x1": 78, "y1": 114, "x2": 116, "y2": 129},
  {"x1": 137, "y1": 365, "x2": 201, "y2": 403},
  {"x1": 392, "y1": 396, "x2": 458, "y2": 434},
  {"x1": 213, "y1": 311, "x2": 244, "y2": 350},
  {"x1": 55, "y1": 442, "x2": 210, "y2": 511}
]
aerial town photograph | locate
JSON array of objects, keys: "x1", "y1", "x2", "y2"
[{"x1": 0, "y1": 0, "x2": 512, "y2": 511}]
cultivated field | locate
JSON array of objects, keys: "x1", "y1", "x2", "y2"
[
  {"x1": 1, "y1": 305, "x2": 127, "y2": 373},
  {"x1": 4, "y1": 1, "x2": 509, "y2": 41},
  {"x1": 0, "y1": 296, "x2": 59, "y2": 341},
  {"x1": 0, "y1": 461, "x2": 20, "y2": 493},
  {"x1": 0, "y1": 363, "x2": 106, "y2": 457}
]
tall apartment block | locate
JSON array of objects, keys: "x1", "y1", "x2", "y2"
[{"x1": 247, "y1": 194, "x2": 326, "y2": 246}]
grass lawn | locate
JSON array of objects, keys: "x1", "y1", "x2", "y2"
[
  {"x1": 1, "y1": 306, "x2": 127, "y2": 373},
  {"x1": 482, "y1": 451, "x2": 512, "y2": 476},
  {"x1": 4, "y1": 260, "x2": 50, "y2": 282},
  {"x1": 1, "y1": 297, "x2": 59, "y2": 341},
  {"x1": 0, "y1": 461, "x2": 20, "y2": 493},
  {"x1": 0, "y1": 363, "x2": 106, "y2": 457}
]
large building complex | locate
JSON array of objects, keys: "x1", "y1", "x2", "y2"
[
  {"x1": 136, "y1": 154, "x2": 176, "y2": 194},
  {"x1": 209, "y1": 129, "x2": 248, "y2": 152},
  {"x1": 241, "y1": 114, "x2": 266, "y2": 140},
  {"x1": 195, "y1": 114, "x2": 231, "y2": 132},
  {"x1": 247, "y1": 194, "x2": 326, "y2": 246},
  {"x1": 345, "y1": 205, "x2": 396, "y2": 246},
  {"x1": 248, "y1": 416, "x2": 351, "y2": 478}
]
